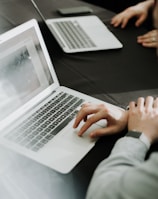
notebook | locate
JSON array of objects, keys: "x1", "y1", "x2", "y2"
[
  {"x1": 0, "y1": 19, "x2": 122, "y2": 173},
  {"x1": 30, "y1": 0, "x2": 123, "y2": 53}
]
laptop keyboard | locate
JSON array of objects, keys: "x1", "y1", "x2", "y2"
[
  {"x1": 4, "y1": 92, "x2": 84, "y2": 152},
  {"x1": 53, "y1": 20, "x2": 96, "y2": 49}
]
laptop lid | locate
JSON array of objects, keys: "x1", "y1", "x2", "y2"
[{"x1": 0, "y1": 19, "x2": 59, "y2": 129}]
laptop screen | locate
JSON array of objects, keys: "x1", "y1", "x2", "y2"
[{"x1": 0, "y1": 27, "x2": 54, "y2": 121}]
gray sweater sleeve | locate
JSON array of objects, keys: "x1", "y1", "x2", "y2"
[{"x1": 86, "y1": 137, "x2": 158, "y2": 199}]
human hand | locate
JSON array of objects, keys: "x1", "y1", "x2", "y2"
[
  {"x1": 137, "y1": 29, "x2": 158, "y2": 48},
  {"x1": 128, "y1": 96, "x2": 158, "y2": 144},
  {"x1": 73, "y1": 103, "x2": 128, "y2": 138},
  {"x1": 111, "y1": 1, "x2": 151, "y2": 28}
]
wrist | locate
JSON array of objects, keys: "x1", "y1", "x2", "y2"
[
  {"x1": 137, "y1": 0, "x2": 154, "y2": 11},
  {"x1": 144, "y1": 0, "x2": 155, "y2": 9},
  {"x1": 126, "y1": 130, "x2": 151, "y2": 149}
]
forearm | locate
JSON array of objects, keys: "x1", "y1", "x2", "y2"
[{"x1": 86, "y1": 137, "x2": 149, "y2": 199}]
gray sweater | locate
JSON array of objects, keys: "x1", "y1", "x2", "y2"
[{"x1": 86, "y1": 137, "x2": 158, "y2": 199}]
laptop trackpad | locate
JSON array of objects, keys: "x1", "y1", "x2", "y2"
[
  {"x1": 62, "y1": 120, "x2": 104, "y2": 146},
  {"x1": 39, "y1": 120, "x2": 105, "y2": 173}
]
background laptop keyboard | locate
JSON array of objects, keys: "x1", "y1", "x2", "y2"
[
  {"x1": 4, "y1": 92, "x2": 84, "y2": 152},
  {"x1": 53, "y1": 20, "x2": 96, "y2": 49}
]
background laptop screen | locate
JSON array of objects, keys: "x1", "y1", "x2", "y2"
[{"x1": 0, "y1": 27, "x2": 53, "y2": 121}]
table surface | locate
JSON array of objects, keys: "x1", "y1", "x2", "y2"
[{"x1": 0, "y1": 0, "x2": 158, "y2": 198}]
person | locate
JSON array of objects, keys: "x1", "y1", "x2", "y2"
[
  {"x1": 73, "y1": 0, "x2": 158, "y2": 197},
  {"x1": 111, "y1": 0, "x2": 158, "y2": 48}
]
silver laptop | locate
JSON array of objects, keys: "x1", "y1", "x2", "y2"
[
  {"x1": 46, "y1": 16, "x2": 123, "y2": 53},
  {"x1": 30, "y1": 0, "x2": 123, "y2": 53},
  {"x1": 0, "y1": 19, "x2": 122, "y2": 173}
]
